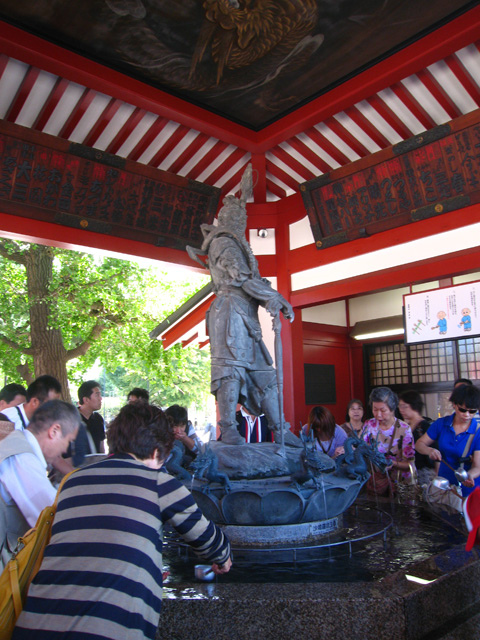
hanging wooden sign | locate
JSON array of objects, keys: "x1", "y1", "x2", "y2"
[
  {"x1": 0, "y1": 121, "x2": 220, "y2": 250},
  {"x1": 300, "y1": 110, "x2": 480, "y2": 248}
]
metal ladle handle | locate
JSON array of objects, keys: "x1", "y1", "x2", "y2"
[{"x1": 440, "y1": 458, "x2": 469, "y2": 482}]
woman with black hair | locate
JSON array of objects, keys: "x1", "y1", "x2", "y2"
[
  {"x1": 340, "y1": 399, "x2": 365, "y2": 438},
  {"x1": 13, "y1": 403, "x2": 231, "y2": 640},
  {"x1": 416, "y1": 384, "x2": 480, "y2": 498},
  {"x1": 399, "y1": 390, "x2": 436, "y2": 484}
]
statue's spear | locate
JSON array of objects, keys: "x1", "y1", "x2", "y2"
[{"x1": 273, "y1": 313, "x2": 286, "y2": 457}]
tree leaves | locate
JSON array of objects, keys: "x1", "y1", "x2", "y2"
[{"x1": 0, "y1": 239, "x2": 212, "y2": 411}]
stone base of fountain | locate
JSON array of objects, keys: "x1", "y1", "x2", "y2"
[
  {"x1": 221, "y1": 515, "x2": 341, "y2": 546},
  {"x1": 190, "y1": 441, "x2": 366, "y2": 529},
  {"x1": 158, "y1": 499, "x2": 480, "y2": 640}
]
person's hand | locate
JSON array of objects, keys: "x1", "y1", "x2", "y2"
[
  {"x1": 212, "y1": 557, "x2": 232, "y2": 574},
  {"x1": 174, "y1": 428, "x2": 187, "y2": 442},
  {"x1": 334, "y1": 446, "x2": 344, "y2": 458},
  {"x1": 428, "y1": 448, "x2": 442, "y2": 462},
  {"x1": 463, "y1": 473, "x2": 475, "y2": 488}
]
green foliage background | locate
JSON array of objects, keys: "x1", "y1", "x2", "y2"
[{"x1": 0, "y1": 238, "x2": 211, "y2": 416}]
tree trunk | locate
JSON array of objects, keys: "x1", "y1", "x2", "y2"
[{"x1": 25, "y1": 245, "x2": 71, "y2": 401}]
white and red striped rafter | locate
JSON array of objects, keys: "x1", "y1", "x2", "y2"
[{"x1": 0, "y1": 26, "x2": 479, "y2": 203}]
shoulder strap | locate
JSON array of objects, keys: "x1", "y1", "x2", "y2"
[
  {"x1": 54, "y1": 468, "x2": 78, "y2": 506},
  {"x1": 15, "y1": 406, "x2": 27, "y2": 430},
  {"x1": 460, "y1": 420, "x2": 480, "y2": 466}
]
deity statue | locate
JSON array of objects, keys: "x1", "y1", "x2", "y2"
[{"x1": 187, "y1": 164, "x2": 300, "y2": 446}]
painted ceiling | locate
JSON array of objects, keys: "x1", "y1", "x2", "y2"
[{"x1": 0, "y1": 1, "x2": 479, "y2": 202}]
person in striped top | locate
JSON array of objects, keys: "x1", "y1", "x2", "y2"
[{"x1": 13, "y1": 403, "x2": 232, "y2": 640}]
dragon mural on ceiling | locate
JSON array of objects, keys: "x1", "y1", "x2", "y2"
[{"x1": 0, "y1": 0, "x2": 473, "y2": 128}]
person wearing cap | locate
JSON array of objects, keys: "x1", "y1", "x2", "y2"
[{"x1": 416, "y1": 384, "x2": 480, "y2": 498}]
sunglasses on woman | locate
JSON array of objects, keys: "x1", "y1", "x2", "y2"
[{"x1": 457, "y1": 406, "x2": 478, "y2": 414}]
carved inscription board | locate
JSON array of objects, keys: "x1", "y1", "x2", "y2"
[
  {"x1": 300, "y1": 111, "x2": 480, "y2": 248},
  {"x1": 0, "y1": 122, "x2": 220, "y2": 250}
]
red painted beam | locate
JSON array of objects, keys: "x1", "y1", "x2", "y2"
[
  {"x1": 266, "y1": 178, "x2": 287, "y2": 201},
  {"x1": 324, "y1": 117, "x2": 369, "y2": 158},
  {"x1": 288, "y1": 203, "x2": 480, "y2": 276},
  {"x1": 161, "y1": 297, "x2": 214, "y2": 349},
  {"x1": 266, "y1": 159, "x2": 299, "y2": 193},
  {"x1": 291, "y1": 246, "x2": 480, "y2": 309},
  {"x1": 33, "y1": 77, "x2": 69, "y2": 131},
  {"x1": 1, "y1": 5, "x2": 478, "y2": 154},
  {"x1": 220, "y1": 164, "x2": 249, "y2": 196},
  {"x1": 445, "y1": 52, "x2": 480, "y2": 105},
  {"x1": 0, "y1": 211, "x2": 200, "y2": 269},
  {"x1": 255, "y1": 5, "x2": 480, "y2": 150},
  {"x1": 167, "y1": 132, "x2": 210, "y2": 175},
  {"x1": 181, "y1": 333, "x2": 199, "y2": 349},
  {"x1": 270, "y1": 145, "x2": 315, "y2": 182},
  {"x1": 58, "y1": 87, "x2": 96, "y2": 139},
  {"x1": 303, "y1": 126, "x2": 351, "y2": 167},
  {"x1": 345, "y1": 105, "x2": 390, "y2": 149},
  {"x1": 0, "y1": 22, "x2": 253, "y2": 151},
  {"x1": 147, "y1": 124, "x2": 189, "y2": 168},
  {"x1": 83, "y1": 97, "x2": 122, "y2": 148},
  {"x1": 286, "y1": 136, "x2": 332, "y2": 175},
  {"x1": 204, "y1": 148, "x2": 248, "y2": 187},
  {"x1": 127, "y1": 116, "x2": 170, "y2": 162},
  {"x1": 390, "y1": 82, "x2": 437, "y2": 131},
  {"x1": 5, "y1": 65, "x2": 40, "y2": 122},
  {"x1": 416, "y1": 68, "x2": 462, "y2": 120},
  {"x1": 0, "y1": 54, "x2": 8, "y2": 80},
  {"x1": 186, "y1": 140, "x2": 229, "y2": 181},
  {"x1": 106, "y1": 107, "x2": 147, "y2": 155},
  {"x1": 366, "y1": 95, "x2": 415, "y2": 139}
]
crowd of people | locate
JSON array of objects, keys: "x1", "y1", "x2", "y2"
[
  {"x1": 0, "y1": 377, "x2": 232, "y2": 639},
  {"x1": 301, "y1": 379, "x2": 480, "y2": 507},
  {"x1": 1, "y1": 373, "x2": 480, "y2": 638}
]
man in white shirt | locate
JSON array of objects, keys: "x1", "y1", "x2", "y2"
[
  {"x1": 0, "y1": 383, "x2": 26, "y2": 413},
  {"x1": 0, "y1": 399, "x2": 80, "y2": 568},
  {"x1": 1, "y1": 375, "x2": 62, "y2": 430}
]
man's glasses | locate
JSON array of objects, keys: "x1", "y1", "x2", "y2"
[{"x1": 457, "y1": 406, "x2": 478, "y2": 414}]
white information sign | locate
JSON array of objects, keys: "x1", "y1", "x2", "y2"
[{"x1": 403, "y1": 281, "x2": 480, "y2": 345}]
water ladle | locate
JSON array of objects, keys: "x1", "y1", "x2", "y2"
[
  {"x1": 439, "y1": 459, "x2": 469, "y2": 483},
  {"x1": 431, "y1": 477, "x2": 451, "y2": 491}
]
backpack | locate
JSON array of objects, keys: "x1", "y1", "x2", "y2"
[{"x1": 0, "y1": 470, "x2": 76, "y2": 639}]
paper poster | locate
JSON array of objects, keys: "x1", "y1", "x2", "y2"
[{"x1": 403, "y1": 281, "x2": 480, "y2": 344}]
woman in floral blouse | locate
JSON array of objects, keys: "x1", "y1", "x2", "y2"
[{"x1": 363, "y1": 386, "x2": 416, "y2": 483}]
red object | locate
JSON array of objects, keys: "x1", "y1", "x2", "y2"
[{"x1": 463, "y1": 487, "x2": 480, "y2": 551}]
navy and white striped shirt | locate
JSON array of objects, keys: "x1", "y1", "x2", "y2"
[{"x1": 13, "y1": 454, "x2": 231, "y2": 640}]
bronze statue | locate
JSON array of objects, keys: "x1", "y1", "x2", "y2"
[{"x1": 187, "y1": 164, "x2": 299, "y2": 446}]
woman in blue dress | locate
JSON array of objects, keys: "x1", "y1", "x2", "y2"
[{"x1": 416, "y1": 384, "x2": 480, "y2": 497}]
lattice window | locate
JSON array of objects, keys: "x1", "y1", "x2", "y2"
[
  {"x1": 409, "y1": 341, "x2": 455, "y2": 383},
  {"x1": 368, "y1": 343, "x2": 408, "y2": 386},
  {"x1": 458, "y1": 337, "x2": 480, "y2": 380}
]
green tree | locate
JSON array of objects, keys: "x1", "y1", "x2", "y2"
[{"x1": 0, "y1": 238, "x2": 210, "y2": 405}]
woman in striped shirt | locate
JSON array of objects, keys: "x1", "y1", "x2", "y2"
[{"x1": 13, "y1": 403, "x2": 232, "y2": 640}]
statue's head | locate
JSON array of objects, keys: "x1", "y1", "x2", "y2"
[{"x1": 217, "y1": 195, "x2": 247, "y2": 235}]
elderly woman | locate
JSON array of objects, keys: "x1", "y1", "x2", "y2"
[
  {"x1": 13, "y1": 403, "x2": 232, "y2": 640},
  {"x1": 415, "y1": 384, "x2": 480, "y2": 498},
  {"x1": 363, "y1": 386, "x2": 415, "y2": 482},
  {"x1": 302, "y1": 405, "x2": 347, "y2": 459},
  {"x1": 340, "y1": 399, "x2": 365, "y2": 438}
]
